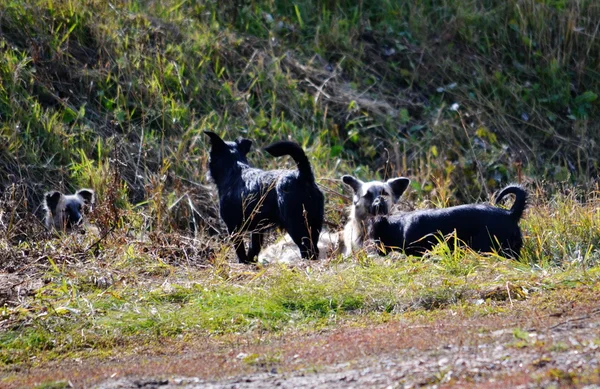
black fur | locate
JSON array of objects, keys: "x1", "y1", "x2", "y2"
[
  {"x1": 369, "y1": 185, "x2": 528, "y2": 259},
  {"x1": 205, "y1": 132, "x2": 325, "y2": 263}
]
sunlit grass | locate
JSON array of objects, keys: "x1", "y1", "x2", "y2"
[
  {"x1": 2, "y1": 192, "x2": 600, "y2": 368},
  {"x1": 0, "y1": 0, "x2": 598, "y2": 205}
]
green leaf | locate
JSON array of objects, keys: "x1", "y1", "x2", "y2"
[
  {"x1": 399, "y1": 108, "x2": 410, "y2": 124},
  {"x1": 330, "y1": 145, "x2": 343, "y2": 157},
  {"x1": 575, "y1": 91, "x2": 597, "y2": 104},
  {"x1": 78, "y1": 104, "x2": 86, "y2": 119},
  {"x1": 62, "y1": 107, "x2": 77, "y2": 124},
  {"x1": 115, "y1": 108, "x2": 126, "y2": 122},
  {"x1": 512, "y1": 328, "x2": 529, "y2": 341},
  {"x1": 430, "y1": 145, "x2": 438, "y2": 157},
  {"x1": 294, "y1": 5, "x2": 303, "y2": 29}
]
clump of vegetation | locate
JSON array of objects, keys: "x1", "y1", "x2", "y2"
[
  {"x1": 2, "y1": 194, "x2": 600, "y2": 369},
  {"x1": 0, "y1": 0, "x2": 599, "y2": 209}
]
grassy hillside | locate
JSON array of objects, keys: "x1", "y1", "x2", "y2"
[
  {"x1": 2, "y1": 1, "x2": 600, "y2": 387},
  {"x1": 1, "y1": 0, "x2": 599, "y2": 209}
]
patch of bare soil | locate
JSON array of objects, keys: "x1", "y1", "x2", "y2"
[{"x1": 7, "y1": 291, "x2": 600, "y2": 389}]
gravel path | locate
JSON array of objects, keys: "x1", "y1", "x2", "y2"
[{"x1": 94, "y1": 308, "x2": 600, "y2": 389}]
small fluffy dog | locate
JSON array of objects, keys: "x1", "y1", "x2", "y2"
[
  {"x1": 205, "y1": 131, "x2": 324, "y2": 263},
  {"x1": 43, "y1": 189, "x2": 95, "y2": 230},
  {"x1": 369, "y1": 185, "x2": 528, "y2": 258},
  {"x1": 342, "y1": 175, "x2": 411, "y2": 256}
]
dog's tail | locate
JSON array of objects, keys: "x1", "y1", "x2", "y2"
[
  {"x1": 494, "y1": 185, "x2": 528, "y2": 221},
  {"x1": 264, "y1": 141, "x2": 315, "y2": 183}
]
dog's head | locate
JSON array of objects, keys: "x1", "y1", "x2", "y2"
[
  {"x1": 44, "y1": 189, "x2": 95, "y2": 230},
  {"x1": 204, "y1": 131, "x2": 252, "y2": 167},
  {"x1": 342, "y1": 175, "x2": 410, "y2": 220}
]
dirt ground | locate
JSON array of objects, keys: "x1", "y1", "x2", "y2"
[{"x1": 7, "y1": 291, "x2": 600, "y2": 389}]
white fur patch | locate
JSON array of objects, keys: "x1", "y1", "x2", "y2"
[{"x1": 258, "y1": 230, "x2": 343, "y2": 264}]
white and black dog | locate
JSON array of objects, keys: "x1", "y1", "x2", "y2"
[
  {"x1": 43, "y1": 189, "x2": 95, "y2": 230},
  {"x1": 341, "y1": 175, "x2": 411, "y2": 256}
]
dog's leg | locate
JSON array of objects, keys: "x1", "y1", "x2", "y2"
[
  {"x1": 234, "y1": 242, "x2": 250, "y2": 263},
  {"x1": 508, "y1": 234, "x2": 523, "y2": 259},
  {"x1": 499, "y1": 231, "x2": 522, "y2": 259},
  {"x1": 287, "y1": 225, "x2": 319, "y2": 260},
  {"x1": 343, "y1": 218, "x2": 364, "y2": 256},
  {"x1": 231, "y1": 233, "x2": 250, "y2": 263},
  {"x1": 305, "y1": 204, "x2": 323, "y2": 260},
  {"x1": 372, "y1": 238, "x2": 389, "y2": 256},
  {"x1": 309, "y1": 225, "x2": 321, "y2": 260},
  {"x1": 471, "y1": 229, "x2": 521, "y2": 259},
  {"x1": 247, "y1": 232, "x2": 264, "y2": 262}
]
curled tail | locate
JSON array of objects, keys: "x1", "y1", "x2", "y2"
[
  {"x1": 264, "y1": 141, "x2": 315, "y2": 183},
  {"x1": 494, "y1": 185, "x2": 528, "y2": 221}
]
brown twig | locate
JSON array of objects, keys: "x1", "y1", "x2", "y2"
[
  {"x1": 546, "y1": 307, "x2": 600, "y2": 331},
  {"x1": 84, "y1": 225, "x2": 116, "y2": 253}
]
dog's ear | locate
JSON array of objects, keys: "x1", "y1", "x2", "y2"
[
  {"x1": 386, "y1": 177, "x2": 410, "y2": 202},
  {"x1": 204, "y1": 131, "x2": 227, "y2": 150},
  {"x1": 342, "y1": 175, "x2": 363, "y2": 193},
  {"x1": 44, "y1": 191, "x2": 63, "y2": 214},
  {"x1": 236, "y1": 137, "x2": 252, "y2": 156},
  {"x1": 76, "y1": 189, "x2": 95, "y2": 206}
]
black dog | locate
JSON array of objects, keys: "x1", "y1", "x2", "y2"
[
  {"x1": 205, "y1": 131, "x2": 324, "y2": 263},
  {"x1": 369, "y1": 185, "x2": 528, "y2": 258}
]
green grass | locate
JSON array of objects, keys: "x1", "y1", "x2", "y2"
[
  {"x1": 3, "y1": 186, "x2": 599, "y2": 369},
  {"x1": 2, "y1": 223, "x2": 600, "y2": 368},
  {"x1": 0, "y1": 0, "x2": 599, "y2": 206}
]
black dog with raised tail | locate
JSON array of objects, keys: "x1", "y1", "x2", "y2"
[
  {"x1": 369, "y1": 185, "x2": 528, "y2": 259},
  {"x1": 205, "y1": 132, "x2": 324, "y2": 263}
]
